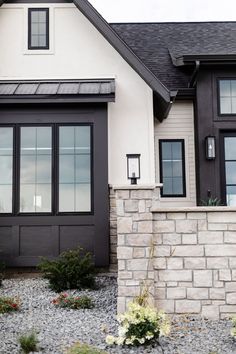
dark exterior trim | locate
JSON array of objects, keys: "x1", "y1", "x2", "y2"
[
  {"x1": 159, "y1": 139, "x2": 186, "y2": 198},
  {"x1": 0, "y1": 96, "x2": 115, "y2": 104},
  {"x1": 217, "y1": 77, "x2": 236, "y2": 117},
  {"x1": 6, "y1": 0, "x2": 72, "y2": 3},
  {"x1": 28, "y1": 8, "x2": 49, "y2": 50},
  {"x1": 175, "y1": 88, "x2": 196, "y2": 99}
]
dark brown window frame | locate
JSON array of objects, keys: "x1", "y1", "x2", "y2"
[
  {"x1": 217, "y1": 78, "x2": 236, "y2": 117},
  {"x1": 0, "y1": 123, "x2": 93, "y2": 216},
  {"x1": 28, "y1": 8, "x2": 49, "y2": 50},
  {"x1": 159, "y1": 139, "x2": 186, "y2": 198}
]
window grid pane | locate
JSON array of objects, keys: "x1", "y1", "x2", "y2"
[
  {"x1": 220, "y1": 79, "x2": 236, "y2": 114},
  {"x1": 29, "y1": 9, "x2": 48, "y2": 49},
  {"x1": 0, "y1": 127, "x2": 13, "y2": 213},
  {"x1": 160, "y1": 141, "x2": 185, "y2": 197},
  {"x1": 59, "y1": 126, "x2": 91, "y2": 212},
  {"x1": 20, "y1": 127, "x2": 52, "y2": 213}
]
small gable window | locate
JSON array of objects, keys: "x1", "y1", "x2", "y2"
[
  {"x1": 28, "y1": 8, "x2": 49, "y2": 50},
  {"x1": 219, "y1": 79, "x2": 236, "y2": 114}
]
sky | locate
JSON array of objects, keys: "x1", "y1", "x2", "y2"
[{"x1": 89, "y1": 0, "x2": 236, "y2": 23}]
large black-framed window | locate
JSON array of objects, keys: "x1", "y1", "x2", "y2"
[
  {"x1": 222, "y1": 134, "x2": 236, "y2": 206},
  {"x1": 28, "y1": 8, "x2": 49, "y2": 50},
  {"x1": 159, "y1": 139, "x2": 186, "y2": 197},
  {"x1": 0, "y1": 124, "x2": 92, "y2": 215},
  {"x1": 219, "y1": 79, "x2": 236, "y2": 115}
]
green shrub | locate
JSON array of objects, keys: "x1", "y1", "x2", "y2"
[
  {"x1": 38, "y1": 247, "x2": 96, "y2": 292},
  {"x1": 0, "y1": 296, "x2": 19, "y2": 314},
  {"x1": 201, "y1": 197, "x2": 221, "y2": 206},
  {"x1": 52, "y1": 293, "x2": 94, "y2": 309},
  {"x1": 18, "y1": 332, "x2": 39, "y2": 353},
  {"x1": 67, "y1": 342, "x2": 107, "y2": 354},
  {"x1": 0, "y1": 261, "x2": 5, "y2": 287}
]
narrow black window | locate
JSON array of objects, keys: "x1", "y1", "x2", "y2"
[
  {"x1": 159, "y1": 139, "x2": 186, "y2": 197},
  {"x1": 28, "y1": 8, "x2": 49, "y2": 50},
  {"x1": 219, "y1": 79, "x2": 236, "y2": 114},
  {"x1": 0, "y1": 127, "x2": 13, "y2": 213}
]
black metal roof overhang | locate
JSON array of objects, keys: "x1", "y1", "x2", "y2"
[
  {"x1": 0, "y1": 79, "x2": 115, "y2": 104},
  {"x1": 0, "y1": 0, "x2": 175, "y2": 121}
]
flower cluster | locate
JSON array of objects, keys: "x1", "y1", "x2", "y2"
[
  {"x1": 106, "y1": 301, "x2": 170, "y2": 346},
  {"x1": 52, "y1": 293, "x2": 94, "y2": 309},
  {"x1": 0, "y1": 296, "x2": 20, "y2": 314},
  {"x1": 231, "y1": 317, "x2": 236, "y2": 338}
]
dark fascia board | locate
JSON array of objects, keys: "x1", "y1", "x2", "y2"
[
  {"x1": 173, "y1": 54, "x2": 236, "y2": 66},
  {"x1": 0, "y1": 94, "x2": 115, "y2": 104},
  {"x1": 71, "y1": 0, "x2": 172, "y2": 104}
]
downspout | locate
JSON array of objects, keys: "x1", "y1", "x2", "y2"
[{"x1": 188, "y1": 60, "x2": 200, "y2": 88}]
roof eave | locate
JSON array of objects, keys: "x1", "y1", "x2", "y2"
[{"x1": 173, "y1": 54, "x2": 236, "y2": 66}]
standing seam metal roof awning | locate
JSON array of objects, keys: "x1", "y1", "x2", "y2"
[{"x1": 0, "y1": 80, "x2": 115, "y2": 103}]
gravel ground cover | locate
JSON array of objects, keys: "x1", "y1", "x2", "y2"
[{"x1": 0, "y1": 276, "x2": 235, "y2": 354}]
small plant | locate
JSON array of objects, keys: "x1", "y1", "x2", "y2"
[
  {"x1": 18, "y1": 332, "x2": 39, "y2": 353},
  {"x1": 231, "y1": 317, "x2": 236, "y2": 338},
  {"x1": 106, "y1": 301, "x2": 170, "y2": 346},
  {"x1": 0, "y1": 296, "x2": 19, "y2": 314},
  {"x1": 52, "y1": 293, "x2": 94, "y2": 309},
  {"x1": 0, "y1": 261, "x2": 5, "y2": 287},
  {"x1": 66, "y1": 342, "x2": 108, "y2": 354},
  {"x1": 38, "y1": 247, "x2": 96, "y2": 292},
  {"x1": 201, "y1": 197, "x2": 221, "y2": 206}
]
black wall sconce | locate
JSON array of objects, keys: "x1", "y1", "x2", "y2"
[
  {"x1": 127, "y1": 154, "x2": 140, "y2": 185},
  {"x1": 205, "y1": 136, "x2": 216, "y2": 160}
]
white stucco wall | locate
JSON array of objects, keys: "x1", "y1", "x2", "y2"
[
  {"x1": 0, "y1": 3, "x2": 155, "y2": 185},
  {"x1": 154, "y1": 101, "x2": 197, "y2": 206}
]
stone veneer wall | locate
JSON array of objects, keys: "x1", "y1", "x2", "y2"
[
  {"x1": 116, "y1": 188, "x2": 236, "y2": 320},
  {"x1": 109, "y1": 188, "x2": 118, "y2": 271}
]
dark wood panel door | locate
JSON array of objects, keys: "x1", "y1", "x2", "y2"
[{"x1": 0, "y1": 104, "x2": 109, "y2": 266}]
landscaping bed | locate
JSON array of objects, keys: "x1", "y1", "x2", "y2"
[{"x1": 0, "y1": 276, "x2": 235, "y2": 354}]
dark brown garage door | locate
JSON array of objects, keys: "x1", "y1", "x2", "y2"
[{"x1": 0, "y1": 104, "x2": 109, "y2": 266}]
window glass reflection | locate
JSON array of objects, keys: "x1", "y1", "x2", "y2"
[{"x1": 0, "y1": 127, "x2": 13, "y2": 213}]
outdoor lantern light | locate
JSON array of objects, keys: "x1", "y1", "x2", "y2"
[
  {"x1": 127, "y1": 154, "x2": 141, "y2": 185},
  {"x1": 205, "y1": 136, "x2": 216, "y2": 160}
]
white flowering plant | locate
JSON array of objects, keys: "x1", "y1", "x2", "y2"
[
  {"x1": 231, "y1": 317, "x2": 236, "y2": 338},
  {"x1": 106, "y1": 301, "x2": 170, "y2": 346}
]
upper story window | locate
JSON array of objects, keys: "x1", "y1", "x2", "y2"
[
  {"x1": 159, "y1": 139, "x2": 186, "y2": 197},
  {"x1": 28, "y1": 8, "x2": 49, "y2": 50},
  {"x1": 219, "y1": 79, "x2": 236, "y2": 114}
]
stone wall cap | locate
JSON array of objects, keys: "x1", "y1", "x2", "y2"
[
  {"x1": 111, "y1": 184, "x2": 162, "y2": 190},
  {"x1": 151, "y1": 206, "x2": 236, "y2": 212}
]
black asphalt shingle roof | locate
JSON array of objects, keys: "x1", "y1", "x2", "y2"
[{"x1": 110, "y1": 22, "x2": 236, "y2": 90}]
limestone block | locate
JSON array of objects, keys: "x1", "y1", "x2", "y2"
[
  {"x1": 159, "y1": 270, "x2": 192, "y2": 282},
  {"x1": 207, "y1": 257, "x2": 229, "y2": 269},
  {"x1": 117, "y1": 297, "x2": 126, "y2": 314},
  {"x1": 130, "y1": 189, "x2": 153, "y2": 199},
  {"x1": 132, "y1": 271, "x2": 148, "y2": 280},
  {"x1": 209, "y1": 288, "x2": 225, "y2": 300},
  {"x1": 219, "y1": 269, "x2": 231, "y2": 281},
  {"x1": 124, "y1": 200, "x2": 139, "y2": 212},
  {"x1": 220, "y1": 305, "x2": 236, "y2": 312},
  {"x1": 224, "y1": 231, "x2": 236, "y2": 243},
  {"x1": 156, "y1": 300, "x2": 174, "y2": 313},
  {"x1": 194, "y1": 270, "x2": 212, "y2": 287},
  {"x1": 184, "y1": 257, "x2": 206, "y2": 269},
  {"x1": 133, "y1": 213, "x2": 152, "y2": 221},
  {"x1": 213, "y1": 281, "x2": 224, "y2": 288},
  {"x1": 176, "y1": 220, "x2": 197, "y2": 233},
  {"x1": 119, "y1": 286, "x2": 140, "y2": 297},
  {"x1": 118, "y1": 260, "x2": 126, "y2": 271},
  {"x1": 225, "y1": 282, "x2": 236, "y2": 292},
  {"x1": 162, "y1": 233, "x2": 181, "y2": 245},
  {"x1": 208, "y1": 212, "x2": 236, "y2": 223},
  {"x1": 153, "y1": 233, "x2": 162, "y2": 245},
  {"x1": 233, "y1": 270, "x2": 236, "y2": 281},
  {"x1": 117, "y1": 247, "x2": 133, "y2": 260},
  {"x1": 116, "y1": 190, "x2": 130, "y2": 199},
  {"x1": 154, "y1": 246, "x2": 171, "y2": 257},
  {"x1": 153, "y1": 258, "x2": 166, "y2": 269},
  {"x1": 154, "y1": 220, "x2": 175, "y2": 233},
  {"x1": 133, "y1": 248, "x2": 145, "y2": 258},
  {"x1": 198, "y1": 231, "x2": 223, "y2": 244},
  {"x1": 167, "y1": 213, "x2": 186, "y2": 220},
  {"x1": 119, "y1": 271, "x2": 133, "y2": 280},
  {"x1": 138, "y1": 200, "x2": 146, "y2": 213},
  {"x1": 187, "y1": 288, "x2": 209, "y2": 300},
  {"x1": 116, "y1": 200, "x2": 124, "y2": 216},
  {"x1": 176, "y1": 300, "x2": 201, "y2": 313},
  {"x1": 167, "y1": 282, "x2": 178, "y2": 287},
  {"x1": 198, "y1": 220, "x2": 207, "y2": 231},
  {"x1": 118, "y1": 235, "x2": 125, "y2": 246},
  {"x1": 137, "y1": 221, "x2": 152, "y2": 233},
  {"x1": 228, "y1": 224, "x2": 236, "y2": 230},
  {"x1": 117, "y1": 217, "x2": 132, "y2": 233},
  {"x1": 179, "y1": 282, "x2": 193, "y2": 287},
  {"x1": 205, "y1": 245, "x2": 236, "y2": 257},
  {"x1": 126, "y1": 234, "x2": 152, "y2": 247},
  {"x1": 182, "y1": 234, "x2": 197, "y2": 244},
  {"x1": 187, "y1": 212, "x2": 206, "y2": 220},
  {"x1": 202, "y1": 305, "x2": 219, "y2": 320},
  {"x1": 208, "y1": 223, "x2": 227, "y2": 231},
  {"x1": 153, "y1": 213, "x2": 166, "y2": 220},
  {"x1": 167, "y1": 258, "x2": 183, "y2": 269},
  {"x1": 167, "y1": 287, "x2": 186, "y2": 299},
  {"x1": 173, "y1": 246, "x2": 204, "y2": 257},
  {"x1": 127, "y1": 259, "x2": 148, "y2": 271},
  {"x1": 156, "y1": 288, "x2": 166, "y2": 300},
  {"x1": 229, "y1": 258, "x2": 236, "y2": 268}
]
